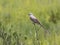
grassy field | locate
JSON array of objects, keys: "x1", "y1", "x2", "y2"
[{"x1": 0, "y1": 0, "x2": 60, "y2": 45}]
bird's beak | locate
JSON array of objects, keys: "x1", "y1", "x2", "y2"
[{"x1": 28, "y1": 14, "x2": 30, "y2": 15}]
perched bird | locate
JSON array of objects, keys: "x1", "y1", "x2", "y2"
[
  {"x1": 28, "y1": 13, "x2": 45, "y2": 29},
  {"x1": 28, "y1": 13, "x2": 50, "y2": 37}
]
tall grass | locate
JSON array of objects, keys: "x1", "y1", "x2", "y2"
[{"x1": 0, "y1": 0, "x2": 60, "y2": 45}]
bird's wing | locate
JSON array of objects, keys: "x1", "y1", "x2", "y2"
[{"x1": 30, "y1": 17, "x2": 40, "y2": 24}]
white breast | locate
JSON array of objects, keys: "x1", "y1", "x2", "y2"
[{"x1": 30, "y1": 15, "x2": 36, "y2": 19}]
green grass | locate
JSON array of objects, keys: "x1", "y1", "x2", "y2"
[{"x1": 0, "y1": 0, "x2": 60, "y2": 45}]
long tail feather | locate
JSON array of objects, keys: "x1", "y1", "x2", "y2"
[{"x1": 39, "y1": 23, "x2": 46, "y2": 30}]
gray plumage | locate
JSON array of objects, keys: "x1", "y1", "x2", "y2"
[{"x1": 28, "y1": 13, "x2": 45, "y2": 29}]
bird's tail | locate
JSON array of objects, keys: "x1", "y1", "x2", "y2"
[
  {"x1": 39, "y1": 23, "x2": 46, "y2": 30},
  {"x1": 39, "y1": 23, "x2": 50, "y2": 34}
]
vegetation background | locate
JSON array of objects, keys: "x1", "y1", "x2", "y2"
[{"x1": 0, "y1": 0, "x2": 60, "y2": 45}]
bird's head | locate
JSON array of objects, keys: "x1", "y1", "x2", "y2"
[{"x1": 28, "y1": 13, "x2": 33, "y2": 16}]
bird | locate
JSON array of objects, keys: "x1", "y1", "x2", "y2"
[
  {"x1": 28, "y1": 13, "x2": 50, "y2": 37},
  {"x1": 28, "y1": 13, "x2": 45, "y2": 29}
]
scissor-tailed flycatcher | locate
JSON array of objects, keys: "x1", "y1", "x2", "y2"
[{"x1": 28, "y1": 13, "x2": 45, "y2": 29}]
